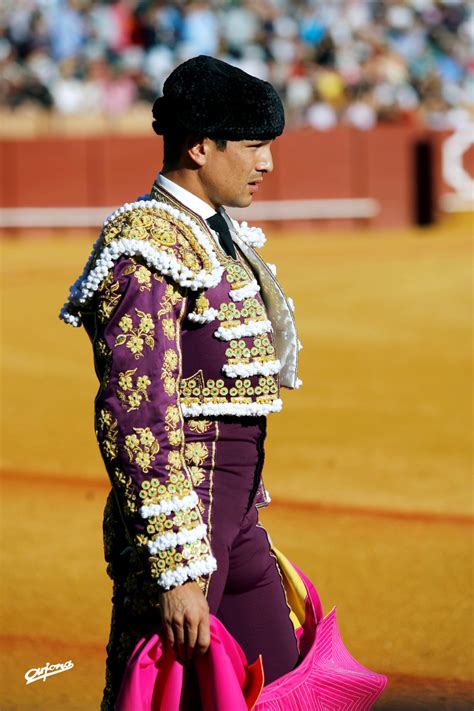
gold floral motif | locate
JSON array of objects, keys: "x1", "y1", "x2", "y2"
[
  {"x1": 122, "y1": 261, "x2": 162, "y2": 291},
  {"x1": 165, "y1": 404, "x2": 180, "y2": 429},
  {"x1": 164, "y1": 349, "x2": 178, "y2": 369},
  {"x1": 149, "y1": 218, "x2": 178, "y2": 247},
  {"x1": 194, "y1": 293, "x2": 210, "y2": 315},
  {"x1": 181, "y1": 540, "x2": 209, "y2": 561},
  {"x1": 167, "y1": 450, "x2": 182, "y2": 470},
  {"x1": 217, "y1": 302, "x2": 241, "y2": 326},
  {"x1": 182, "y1": 250, "x2": 200, "y2": 271},
  {"x1": 135, "y1": 533, "x2": 148, "y2": 548},
  {"x1": 189, "y1": 466, "x2": 206, "y2": 487},
  {"x1": 225, "y1": 261, "x2": 252, "y2": 290},
  {"x1": 164, "y1": 404, "x2": 182, "y2": 449},
  {"x1": 112, "y1": 467, "x2": 137, "y2": 514},
  {"x1": 184, "y1": 442, "x2": 209, "y2": 466},
  {"x1": 124, "y1": 427, "x2": 159, "y2": 473},
  {"x1": 148, "y1": 533, "x2": 209, "y2": 579},
  {"x1": 225, "y1": 335, "x2": 275, "y2": 364},
  {"x1": 180, "y1": 374, "x2": 279, "y2": 406},
  {"x1": 240, "y1": 296, "x2": 266, "y2": 321},
  {"x1": 94, "y1": 337, "x2": 112, "y2": 388},
  {"x1": 97, "y1": 272, "x2": 121, "y2": 323},
  {"x1": 173, "y1": 509, "x2": 199, "y2": 528},
  {"x1": 115, "y1": 308, "x2": 155, "y2": 359},
  {"x1": 97, "y1": 408, "x2": 118, "y2": 461},
  {"x1": 162, "y1": 318, "x2": 175, "y2": 340},
  {"x1": 161, "y1": 348, "x2": 178, "y2": 396},
  {"x1": 149, "y1": 188, "x2": 216, "y2": 269},
  {"x1": 187, "y1": 419, "x2": 212, "y2": 433},
  {"x1": 168, "y1": 430, "x2": 182, "y2": 446},
  {"x1": 163, "y1": 376, "x2": 176, "y2": 397},
  {"x1": 157, "y1": 283, "x2": 184, "y2": 318},
  {"x1": 95, "y1": 337, "x2": 110, "y2": 361},
  {"x1": 117, "y1": 368, "x2": 151, "y2": 412},
  {"x1": 102, "y1": 204, "x2": 214, "y2": 276},
  {"x1": 146, "y1": 509, "x2": 199, "y2": 536},
  {"x1": 138, "y1": 472, "x2": 191, "y2": 506}
]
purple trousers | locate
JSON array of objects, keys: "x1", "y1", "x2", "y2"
[
  {"x1": 101, "y1": 416, "x2": 298, "y2": 709},
  {"x1": 186, "y1": 416, "x2": 299, "y2": 685}
]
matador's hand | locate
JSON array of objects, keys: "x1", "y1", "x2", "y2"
[{"x1": 159, "y1": 581, "x2": 210, "y2": 663}]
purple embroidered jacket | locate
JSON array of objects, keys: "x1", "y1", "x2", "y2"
[{"x1": 60, "y1": 184, "x2": 301, "y2": 592}]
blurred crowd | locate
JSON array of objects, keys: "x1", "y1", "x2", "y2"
[{"x1": 1, "y1": 0, "x2": 472, "y2": 131}]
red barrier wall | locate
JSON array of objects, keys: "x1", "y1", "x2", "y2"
[{"x1": 0, "y1": 127, "x2": 458, "y2": 228}]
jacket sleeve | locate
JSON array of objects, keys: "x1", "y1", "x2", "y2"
[{"x1": 92, "y1": 255, "x2": 217, "y2": 591}]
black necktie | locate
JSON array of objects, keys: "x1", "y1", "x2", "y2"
[{"x1": 206, "y1": 212, "x2": 237, "y2": 259}]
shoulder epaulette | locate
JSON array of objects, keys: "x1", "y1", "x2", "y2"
[{"x1": 59, "y1": 200, "x2": 224, "y2": 326}]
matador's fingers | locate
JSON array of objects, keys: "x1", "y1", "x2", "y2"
[
  {"x1": 196, "y1": 614, "x2": 211, "y2": 655},
  {"x1": 173, "y1": 619, "x2": 186, "y2": 662},
  {"x1": 184, "y1": 617, "x2": 199, "y2": 659},
  {"x1": 163, "y1": 621, "x2": 175, "y2": 650}
]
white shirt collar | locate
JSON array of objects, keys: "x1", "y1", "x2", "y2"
[{"x1": 157, "y1": 173, "x2": 217, "y2": 220}]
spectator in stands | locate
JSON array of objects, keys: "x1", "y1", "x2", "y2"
[{"x1": 0, "y1": 0, "x2": 471, "y2": 130}]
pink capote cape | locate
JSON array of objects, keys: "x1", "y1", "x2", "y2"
[{"x1": 116, "y1": 547, "x2": 387, "y2": 710}]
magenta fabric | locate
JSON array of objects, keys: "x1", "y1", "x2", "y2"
[
  {"x1": 115, "y1": 615, "x2": 264, "y2": 711},
  {"x1": 255, "y1": 563, "x2": 388, "y2": 710},
  {"x1": 116, "y1": 558, "x2": 387, "y2": 710}
]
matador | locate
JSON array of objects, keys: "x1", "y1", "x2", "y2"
[{"x1": 60, "y1": 55, "x2": 304, "y2": 708}]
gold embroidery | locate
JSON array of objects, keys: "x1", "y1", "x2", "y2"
[
  {"x1": 122, "y1": 261, "x2": 162, "y2": 291},
  {"x1": 162, "y1": 318, "x2": 175, "y2": 340},
  {"x1": 124, "y1": 428, "x2": 159, "y2": 473},
  {"x1": 180, "y1": 375, "x2": 279, "y2": 406},
  {"x1": 164, "y1": 404, "x2": 182, "y2": 448},
  {"x1": 194, "y1": 293, "x2": 210, "y2": 314},
  {"x1": 165, "y1": 404, "x2": 180, "y2": 429},
  {"x1": 184, "y1": 442, "x2": 209, "y2": 466},
  {"x1": 187, "y1": 419, "x2": 212, "y2": 433},
  {"x1": 184, "y1": 442, "x2": 209, "y2": 487},
  {"x1": 164, "y1": 350, "x2": 178, "y2": 369},
  {"x1": 95, "y1": 337, "x2": 110, "y2": 360},
  {"x1": 101, "y1": 206, "x2": 214, "y2": 275},
  {"x1": 196, "y1": 577, "x2": 206, "y2": 593},
  {"x1": 115, "y1": 308, "x2": 155, "y2": 359},
  {"x1": 172, "y1": 509, "x2": 199, "y2": 528},
  {"x1": 94, "y1": 337, "x2": 112, "y2": 388},
  {"x1": 225, "y1": 261, "x2": 253, "y2": 290},
  {"x1": 217, "y1": 302, "x2": 241, "y2": 327},
  {"x1": 97, "y1": 272, "x2": 121, "y2": 323},
  {"x1": 161, "y1": 348, "x2": 178, "y2": 396},
  {"x1": 149, "y1": 219, "x2": 177, "y2": 246},
  {"x1": 168, "y1": 430, "x2": 182, "y2": 446},
  {"x1": 189, "y1": 467, "x2": 206, "y2": 487},
  {"x1": 97, "y1": 409, "x2": 118, "y2": 461},
  {"x1": 240, "y1": 296, "x2": 266, "y2": 321},
  {"x1": 225, "y1": 335, "x2": 275, "y2": 364},
  {"x1": 182, "y1": 540, "x2": 208, "y2": 561},
  {"x1": 117, "y1": 369, "x2": 151, "y2": 412},
  {"x1": 157, "y1": 283, "x2": 183, "y2": 318},
  {"x1": 112, "y1": 467, "x2": 137, "y2": 514},
  {"x1": 138, "y1": 473, "x2": 191, "y2": 506},
  {"x1": 167, "y1": 450, "x2": 182, "y2": 470}
]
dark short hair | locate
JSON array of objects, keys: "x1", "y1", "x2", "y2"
[{"x1": 162, "y1": 130, "x2": 227, "y2": 170}]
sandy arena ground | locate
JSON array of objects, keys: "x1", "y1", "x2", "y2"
[{"x1": 0, "y1": 217, "x2": 472, "y2": 709}]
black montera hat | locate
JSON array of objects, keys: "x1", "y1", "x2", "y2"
[{"x1": 152, "y1": 55, "x2": 285, "y2": 140}]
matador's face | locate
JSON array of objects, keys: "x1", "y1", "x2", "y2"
[{"x1": 199, "y1": 138, "x2": 274, "y2": 210}]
